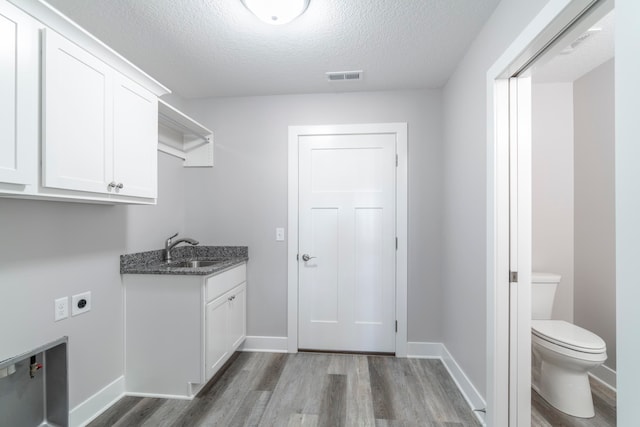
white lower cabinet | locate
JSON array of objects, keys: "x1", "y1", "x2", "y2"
[
  {"x1": 205, "y1": 283, "x2": 246, "y2": 380},
  {"x1": 124, "y1": 263, "x2": 246, "y2": 398}
]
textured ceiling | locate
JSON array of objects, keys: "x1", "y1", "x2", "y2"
[
  {"x1": 45, "y1": 0, "x2": 500, "y2": 99},
  {"x1": 533, "y1": 10, "x2": 614, "y2": 83}
]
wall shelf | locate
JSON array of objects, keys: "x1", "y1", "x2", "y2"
[{"x1": 158, "y1": 99, "x2": 214, "y2": 167}]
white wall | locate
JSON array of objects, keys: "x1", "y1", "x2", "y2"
[
  {"x1": 574, "y1": 59, "x2": 616, "y2": 370},
  {"x1": 441, "y1": 0, "x2": 550, "y2": 396},
  {"x1": 182, "y1": 89, "x2": 443, "y2": 343},
  {"x1": 615, "y1": 1, "x2": 640, "y2": 422},
  {"x1": 0, "y1": 152, "x2": 185, "y2": 409},
  {"x1": 532, "y1": 83, "x2": 574, "y2": 322}
]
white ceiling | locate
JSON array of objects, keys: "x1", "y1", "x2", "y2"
[
  {"x1": 45, "y1": 0, "x2": 501, "y2": 99},
  {"x1": 533, "y1": 10, "x2": 614, "y2": 83}
]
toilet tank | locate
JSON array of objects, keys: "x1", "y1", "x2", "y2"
[{"x1": 531, "y1": 272, "x2": 561, "y2": 319}]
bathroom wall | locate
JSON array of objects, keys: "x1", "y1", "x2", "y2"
[
  {"x1": 182, "y1": 89, "x2": 444, "y2": 343},
  {"x1": 574, "y1": 59, "x2": 616, "y2": 371},
  {"x1": 0, "y1": 152, "x2": 186, "y2": 410},
  {"x1": 531, "y1": 83, "x2": 574, "y2": 322}
]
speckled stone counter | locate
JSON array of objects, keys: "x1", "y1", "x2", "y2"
[{"x1": 120, "y1": 246, "x2": 248, "y2": 276}]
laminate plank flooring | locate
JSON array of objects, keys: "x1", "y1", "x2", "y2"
[
  {"x1": 531, "y1": 376, "x2": 616, "y2": 427},
  {"x1": 88, "y1": 352, "x2": 482, "y2": 427}
]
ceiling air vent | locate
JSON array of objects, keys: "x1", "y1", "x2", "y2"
[{"x1": 326, "y1": 70, "x2": 363, "y2": 82}]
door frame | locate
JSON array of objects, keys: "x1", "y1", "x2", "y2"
[
  {"x1": 486, "y1": 0, "x2": 611, "y2": 425},
  {"x1": 287, "y1": 123, "x2": 408, "y2": 356}
]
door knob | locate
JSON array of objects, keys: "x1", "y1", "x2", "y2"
[{"x1": 301, "y1": 254, "x2": 316, "y2": 262}]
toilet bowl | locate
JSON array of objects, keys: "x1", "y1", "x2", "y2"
[
  {"x1": 531, "y1": 319, "x2": 607, "y2": 417},
  {"x1": 531, "y1": 273, "x2": 607, "y2": 418}
]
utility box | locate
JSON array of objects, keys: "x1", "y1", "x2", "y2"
[{"x1": 0, "y1": 337, "x2": 68, "y2": 427}]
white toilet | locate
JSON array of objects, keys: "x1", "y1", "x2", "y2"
[{"x1": 531, "y1": 272, "x2": 607, "y2": 418}]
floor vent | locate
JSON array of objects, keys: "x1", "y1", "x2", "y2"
[{"x1": 326, "y1": 70, "x2": 363, "y2": 82}]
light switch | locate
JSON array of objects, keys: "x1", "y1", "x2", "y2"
[{"x1": 276, "y1": 227, "x2": 285, "y2": 241}]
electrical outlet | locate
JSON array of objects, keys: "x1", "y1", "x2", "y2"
[
  {"x1": 54, "y1": 297, "x2": 68, "y2": 321},
  {"x1": 71, "y1": 292, "x2": 91, "y2": 316},
  {"x1": 276, "y1": 227, "x2": 285, "y2": 241}
]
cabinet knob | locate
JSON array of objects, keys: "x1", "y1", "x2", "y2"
[
  {"x1": 108, "y1": 182, "x2": 117, "y2": 191},
  {"x1": 116, "y1": 183, "x2": 124, "y2": 190}
]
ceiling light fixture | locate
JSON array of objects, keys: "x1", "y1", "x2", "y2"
[{"x1": 241, "y1": 0, "x2": 310, "y2": 25}]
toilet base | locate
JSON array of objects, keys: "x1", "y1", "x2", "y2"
[
  {"x1": 533, "y1": 362, "x2": 594, "y2": 418},
  {"x1": 531, "y1": 341, "x2": 606, "y2": 419}
]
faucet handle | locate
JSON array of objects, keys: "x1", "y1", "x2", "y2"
[{"x1": 166, "y1": 232, "x2": 179, "y2": 247}]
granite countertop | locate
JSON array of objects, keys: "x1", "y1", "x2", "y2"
[{"x1": 120, "y1": 246, "x2": 248, "y2": 276}]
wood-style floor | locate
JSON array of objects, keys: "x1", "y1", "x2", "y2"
[
  {"x1": 531, "y1": 376, "x2": 616, "y2": 427},
  {"x1": 89, "y1": 352, "x2": 482, "y2": 426}
]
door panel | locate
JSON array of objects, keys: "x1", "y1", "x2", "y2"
[
  {"x1": 205, "y1": 295, "x2": 228, "y2": 380},
  {"x1": 298, "y1": 133, "x2": 396, "y2": 353},
  {"x1": 113, "y1": 74, "x2": 157, "y2": 198},
  {"x1": 0, "y1": 3, "x2": 37, "y2": 186},
  {"x1": 42, "y1": 29, "x2": 113, "y2": 193}
]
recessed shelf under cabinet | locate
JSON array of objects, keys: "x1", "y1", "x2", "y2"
[{"x1": 158, "y1": 99, "x2": 214, "y2": 167}]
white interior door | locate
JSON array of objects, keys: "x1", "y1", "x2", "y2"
[
  {"x1": 297, "y1": 133, "x2": 397, "y2": 353},
  {"x1": 509, "y1": 76, "x2": 532, "y2": 426}
]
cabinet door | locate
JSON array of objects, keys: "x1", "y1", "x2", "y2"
[
  {"x1": 112, "y1": 74, "x2": 158, "y2": 198},
  {"x1": 42, "y1": 28, "x2": 113, "y2": 194},
  {"x1": 205, "y1": 294, "x2": 229, "y2": 381},
  {"x1": 228, "y1": 283, "x2": 246, "y2": 351},
  {"x1": 0, "y1": 3, "x2": 38, "y2": 185}
]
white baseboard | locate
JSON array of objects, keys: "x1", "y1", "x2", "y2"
[
  {"x1": 240, "y1": 336, "x2": 288, "y2": 353},
  {"x1": 407, "y1": 342, "x2": 486, "y2": 426},
  {"x1": 125, "y1": 391, "x2": 193, "y2": 400},
  {"x1": 590, "y1": 364, "x2": 617, "y2": 390},
  {"x1": 69, "y1": 376, "x2": 125, "y2": 427}
]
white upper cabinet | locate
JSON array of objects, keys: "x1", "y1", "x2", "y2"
[
  {"x1": 0, "y1": 0, "x2": 169, "y2": 204},
  {"x1": 0, "y1": 2, "x2": 38, "y2": 186},
  {"x1": 42, "y1": 28, "x2": 114, "y2": 194},
  {"x1": 112, "y1": 74, "x2": 158, "y2": 199},
  {"x1": 43, "y1": 28, "x2": 158, "y2": 199}
]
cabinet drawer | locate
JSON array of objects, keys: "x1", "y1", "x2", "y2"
[{"x1": 206, "y1": 263, "x2": 246, "y2": 302}]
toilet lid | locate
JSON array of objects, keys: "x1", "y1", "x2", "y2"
[{"x1": 531, "y1": 320, "x2": 606, "y2": 353}]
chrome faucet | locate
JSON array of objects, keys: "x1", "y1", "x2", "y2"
[{"x1": 164, "y1": 232, "x2": 199, "y2": 262}]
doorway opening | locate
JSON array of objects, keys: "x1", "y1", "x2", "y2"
[{"x1": 487, "y1": 0, "x2": 615, "y2": 425}]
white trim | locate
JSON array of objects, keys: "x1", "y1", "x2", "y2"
[
  {"x1": 239, "y1": 336, "x2": 289, "y2": 353},
  {"x1": 69, "y1": 376, "x2": 125, "y2": 427},
  {"x1": 590, "y1": 364, "x2": 617, "y2": 391},
  {"x1": 406, "y1": 342, "x2": 486, "y2": 426},
  {"x1": 440, "y1": 345, "x2": 487, "y2": 426},
  {"x1": 124, "y1": 391, "x2": 193, "y2": 400},
  {"x1": 287, "y1": 123, "x2": 408, "y2": 357}
]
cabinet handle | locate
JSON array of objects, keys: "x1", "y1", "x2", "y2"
[
  {"x1": 108, "y1": 182, "x2": 117, "y2": 191},
  {"x1": 116, "y1": 183, "x2": 124, "y2": 190},
  {"x1": 228, "y1": 295, "x2": 236, "y2": 302}
]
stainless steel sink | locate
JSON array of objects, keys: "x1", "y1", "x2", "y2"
[{"x1": 167, "y1": 260, "x2": 223, "y2": 268}]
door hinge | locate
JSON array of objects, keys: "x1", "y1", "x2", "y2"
[
  {"x1": 395, "y1": 237, "x2": 398, "y2": 250},
  {"x1": 395, "y1": 320, "x2": 398, "y2": 333},
  {"x1": 396, "y1": 154, "x2": 399, "y2": 167},
  {"x1": 510, "y1": 271, "x2": 518, "y2": 283}
]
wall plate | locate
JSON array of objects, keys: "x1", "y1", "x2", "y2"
[{"x1": 71, "y1": 292, "x2": 91, "y2": 316}]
